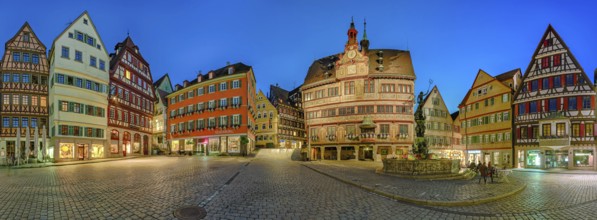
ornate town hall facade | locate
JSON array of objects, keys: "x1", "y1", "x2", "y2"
[{"x1": 303, "y1": 21, "x2": 415, "y2": 161}]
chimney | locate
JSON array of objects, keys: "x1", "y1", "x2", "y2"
[
  {"x1": 183, "y1": 80, "x2": 189, "y2": 87},
  {"x1": 197, "y1": 70, "x2": 202, "y2": 83}
]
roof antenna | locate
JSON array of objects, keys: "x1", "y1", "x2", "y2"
[{"x1": 127, "y1": 29, "x2": 130, "y2": 37}]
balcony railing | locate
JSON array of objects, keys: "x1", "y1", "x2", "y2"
[{"x1": 538, "y1": 134, "x2": 570, "y2": 147}]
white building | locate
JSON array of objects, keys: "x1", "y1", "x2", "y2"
[{"x1": 48, "y1": 11, "x2": 110, "y2": 162}]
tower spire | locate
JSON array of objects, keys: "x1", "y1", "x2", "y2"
[
  {"x1": 362, "y1": 18, "x2": 368, "y2": 40},
  {"x1": 360, "y1": 18, "x2": 370, "y2": 52},
  {"x1": 346, "y1": 17, "x2": 358, "y2": 45}
]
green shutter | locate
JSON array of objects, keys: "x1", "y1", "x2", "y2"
[{"x1": 68, "y1": 102, "x2": 74, "y2": 112}]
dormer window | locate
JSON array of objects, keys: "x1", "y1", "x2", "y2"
[
  {"x1": 208, "y1": 72, "x2": 214, "y2": 79},
  {"x1": 228, "y1": 67, "x2": 234, "y2": 74}
]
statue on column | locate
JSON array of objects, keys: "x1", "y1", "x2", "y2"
[{"x1": 412, "y1": 80, "x2": 433, "y2": 159}]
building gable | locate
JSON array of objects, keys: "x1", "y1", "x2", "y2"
[{"x1": 514, "y1": 25, "x2": 595, "y2": 103}]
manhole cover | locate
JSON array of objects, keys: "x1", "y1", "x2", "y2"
[{"x1": 173, "y1": 206, "x2": 207, "y2": 219}]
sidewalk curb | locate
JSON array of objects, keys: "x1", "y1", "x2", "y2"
[
  {"x1": 7, "y1": 156, "x2": 142, "y2": 169},
  {"x1": 512, "y1": 169, "x2": 597, "y2": 175},
  {"x1": 301, "y1": 163, "x2": 526, "y2": 207}
]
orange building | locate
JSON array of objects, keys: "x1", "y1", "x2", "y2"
[{"x1": 166, "y1": 63, "x2": 256, "y2": 155}]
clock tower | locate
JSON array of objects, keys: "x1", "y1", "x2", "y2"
[{"x1": 337, "y1": 18, "x2": 369, "y2": 78}]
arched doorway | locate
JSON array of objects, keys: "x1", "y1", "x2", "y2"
[
  {"x1": 143, "y1": 135, "x2": 149, "y2": 155},
  {"x1": 123, "y1": 132, "x2": 130, "y2": 157},
  {"x1": 133, "y1": 134, "x2": 141, "y2": 154},
  {"x1": 110, "y1": 130, "x2": 119, "y2": 155}
]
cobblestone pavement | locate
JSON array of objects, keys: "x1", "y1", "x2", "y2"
[
  {"x1": 303, "y1": 160, "x2": 525, "y2": 203},
  {"x1": 2, "y1": 149, "x2": 597, "y2": 219}
]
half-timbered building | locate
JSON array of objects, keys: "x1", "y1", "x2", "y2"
[
  {"x1": 48, "y1": 11, "x2": 110, "y2": 162},
  {"x1": 269, "y1": 84, "x2": 305, "y2": 149},
  {"x1": 303, "y1": 20, "x2": 415, "y2": 162},
  {"x1": 108, "y1": 36, "x2": 156, "y2": 157},
  {"x1": 513, "y1": 25, "x2": 596, "y2": 170},
  {"x1": 0, "y1": 22, "x2": 49, "y2": 162}
]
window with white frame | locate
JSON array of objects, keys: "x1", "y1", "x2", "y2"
[
  {"x1": 219, "y1": 82, "x2": 227, "y2": 91},
  {"x1": 233, "y1": 114, "x2": 240, "y2": 125},
  {"x1": 232, "y1": 80, "x2": 240, "y2": 88},
  {"x1": 219, "y1": 116, "x2": 227, "y2": 126},
  {"x1": 208, "y1": 117, "x2": 215, "y2": 127},
  {"x1": 208, "y1": 85, "x2": 215, "y2": 93},
  {"x1": 220, "y1": 98, "x2": 227, "y2": 107},
  {"x1": 232, "y1": 96, "x2": 240, "y2": 106}
]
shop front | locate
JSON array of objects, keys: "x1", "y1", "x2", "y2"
[
  {"x1": 519, "y1": 146, "x2": 594, "y2": 170},
  {"x1": 54, "y1": 138, "x2": 107, "y2": 162},
  {"x1": 571, "y1": 148, "x2": 594, "y2": 169},
  {"x1": 467, "y1": 150, "x2": 481, "y2": 165},
  {"x1": 546, "y1": 150, "x2": 568, "y2": 168}
]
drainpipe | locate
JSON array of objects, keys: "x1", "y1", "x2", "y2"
[{"x1": 511, "y1": 91, "x2": 516, "y2": 169}]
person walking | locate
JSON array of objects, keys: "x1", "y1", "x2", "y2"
[
  {"x1": 478, "y1": 162, "x2": 488, "y2": 184},
  {"x1": 487, "y1": 162, "x2": 494, "y2": 183}
]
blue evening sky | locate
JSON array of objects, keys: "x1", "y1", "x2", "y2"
[{"x1": 1, "y1": 1, "x2": 595, "y2": 112}]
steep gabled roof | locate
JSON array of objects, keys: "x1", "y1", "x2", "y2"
[
  {"x1": 269, "y1": 84, "x2": 290, "y2": 105},
  {"x1": 5, "y1": 22, "x2": 47, "y2": 50},
  {"x1": 451, "y1": 111, "x2": 460, "y2": 121},
  {"x1": 154, "y1": 73, "x2": 170, "y2": 87},
  {"x1": 459, "y1": 69, "x2": 516, "y2": 107},
  {"x1": 50, "y1": 11, "x2": 109, "y2": 58},
  {"x1": 304, "y1": 49, "x2": 415, "y2": 86},
  {"x1": 495, "y1": 68, "x2": 520, "y2": 82},
  {"x1": 514, "y1": 24, "x2": 595, "y2": 101}
]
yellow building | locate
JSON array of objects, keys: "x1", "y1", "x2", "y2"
[
  {"x1": 419, "y1": 86, "x2": 463, "y2": 160},
  {"x1": 459, "y1": 69, "x2": 521, "y2": 167},
  {"x1": 255, "y1": 90, "x2": 278, "y2": 148},
  {"x1": 451, "y1": 111, "x2": 464, "y2": 165}
]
